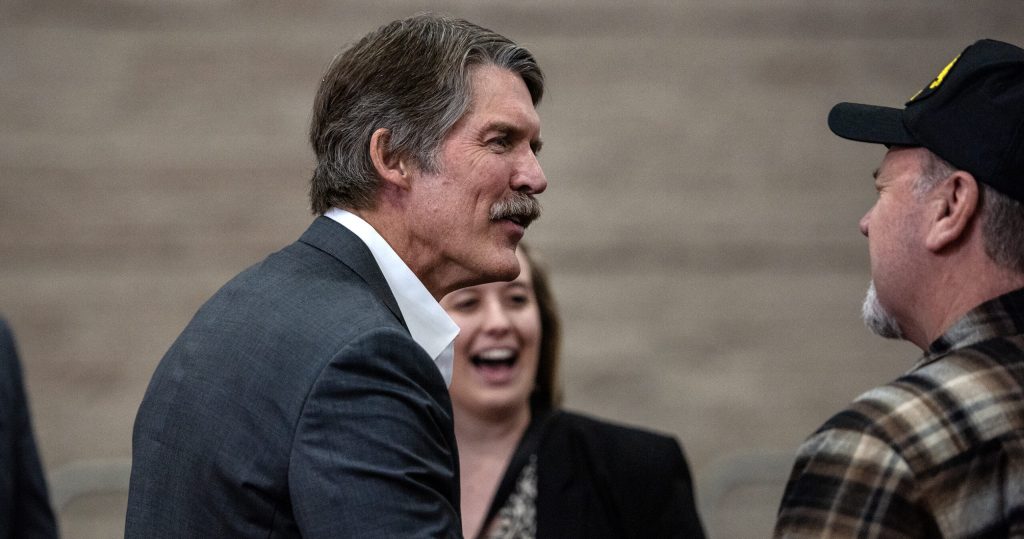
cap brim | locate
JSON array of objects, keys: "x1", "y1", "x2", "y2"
[{"x1": 827, "y1": 102, "x2": 919, "y2": 146}]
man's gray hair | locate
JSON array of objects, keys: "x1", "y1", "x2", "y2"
[
  {"x1": 916, "y1": 151, "x2": 1024, "y2": 273},
  {"x1": 308, "y1": 14, "x2": 544, "y2": 214}
]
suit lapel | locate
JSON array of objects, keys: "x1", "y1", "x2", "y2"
[{"x1": 298, "y1": 216, "x2": 407, "y2": 329}]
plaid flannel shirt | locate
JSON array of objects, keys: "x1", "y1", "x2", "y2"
[{"x1": 775, "y1": 288, "x2": 1024, "y2": 538}]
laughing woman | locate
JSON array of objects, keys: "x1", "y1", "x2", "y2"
[{"x1": 440, "y1": 245, "x2": 705, "y2": 539}]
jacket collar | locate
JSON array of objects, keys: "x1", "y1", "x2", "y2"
[{"x1": 298, "y1": 216, "x2": 406, "y2": 329}]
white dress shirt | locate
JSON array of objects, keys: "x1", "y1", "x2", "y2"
[{"x1": 324, "y1": 208, "x2": 459, "y2": 386}]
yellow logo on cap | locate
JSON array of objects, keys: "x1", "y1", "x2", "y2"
[{"x1": 909, "y1": 54, "x2": 961, "y2": 102}]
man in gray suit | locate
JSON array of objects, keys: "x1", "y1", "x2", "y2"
[{"x1": 126, "y1": 14, "x2": 547, "y2": 538}]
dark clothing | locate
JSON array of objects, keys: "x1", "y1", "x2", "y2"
[
  {"x1": 126, "y1": 217, "x2": 460, "y2": 538},
  {"x1": 776, "y1": 287, "x2": 1024, "y2": 537},
  {"x1": 0, "y1": 318, "x2": 58, "y2": 539},
  {"x1": 483, "y1": 410, "x2": 705, "y2": 538}
]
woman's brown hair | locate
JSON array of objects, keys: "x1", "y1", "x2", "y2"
[{"x1": 519, "y1": 243, "x2": 563, "y2": 413}]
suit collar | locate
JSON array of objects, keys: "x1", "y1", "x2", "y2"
[{"x1": 298, "y1": 216, "x2": 406, "y2": 328}]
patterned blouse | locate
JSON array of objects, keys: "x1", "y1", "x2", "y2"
[{"x1": 483, "y1": 455, "x2": 538, "y2": 539}]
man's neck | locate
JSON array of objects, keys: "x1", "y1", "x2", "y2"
[
  {"x1": 353, "y1": 206, "x2": 486, "y2": 301},
  {"x1": 914, "y1": 262, "x2": 1024, "y2": 349},
  {"x1": 349, "y1": 207, "x2": 442, "y2": 298}
]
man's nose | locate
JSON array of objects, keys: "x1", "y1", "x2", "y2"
[
  {"x1": 512, "y1": 151, "x2": 547, "y2": 195},
  {"x1": 859, "y1": 208, "x2": 872, "y2": 237}
]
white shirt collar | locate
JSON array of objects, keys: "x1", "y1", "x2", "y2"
[{"x1": 324, "y1": 208, "x2": 459, "y2": 386}]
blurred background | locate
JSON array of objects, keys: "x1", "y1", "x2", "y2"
[{"x1": 2, "y1": 0, "x2": 1022, "y2": 536}]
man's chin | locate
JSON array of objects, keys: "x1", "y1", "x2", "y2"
[
  {"x1": 862, "y1": 281, "x2": 904, "y2": 340},
  {"x1": 444, "y1": 254, "x2": 520, "y2": 295},
  {"x1": 486, "y1": 255, "x2": 521, "y2": 284}
]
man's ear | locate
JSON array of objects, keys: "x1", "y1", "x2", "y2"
[
  {"x1": 369, "y1": 128, "x2": 411, "y2": 190},
  {"x1": 925, "y1": 171, "x2": 979, "y2": 252}
]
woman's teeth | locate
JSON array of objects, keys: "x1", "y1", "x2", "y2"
[{"x1": 471, "y1": 348, "x2": 517, "y2": 367}]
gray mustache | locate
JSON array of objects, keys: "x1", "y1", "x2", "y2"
[{"x1": 489, "y1": 193, "x2": 542, "y2": 226}]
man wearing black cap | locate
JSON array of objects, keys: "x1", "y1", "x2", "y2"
[{"x1": 776, "y1": 39, "x2": 1024, "y2": 537}]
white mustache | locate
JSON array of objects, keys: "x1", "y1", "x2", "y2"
[{"x1": 489, "y1": 193, "x2": 541, "y2": 226}]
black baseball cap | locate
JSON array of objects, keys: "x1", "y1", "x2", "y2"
[{"x1": 828, "y1": 39, "x2": 1024, "y2": 202}]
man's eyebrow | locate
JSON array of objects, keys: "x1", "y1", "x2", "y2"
[
  {"x1": 485, "y1": 121, "x2": 530, "y2": 136},
  {"x1": 485, "y1": 121, "x2": 518, "y2": 134},
  {"x1": 872, "y1": 168, "x2": 880, "y2": 180}
]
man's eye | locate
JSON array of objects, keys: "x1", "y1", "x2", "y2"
[{"x1": 488, "y1": 137, "x2": 510, "y2": 149}]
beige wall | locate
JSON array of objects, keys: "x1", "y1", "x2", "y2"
[{"x1": 3, "y1": 1, "x2": 1022, "y2": 536}]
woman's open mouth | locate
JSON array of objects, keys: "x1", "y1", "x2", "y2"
[{"x1": 470, "y1": 347, "x2": 519, "y2": 383}]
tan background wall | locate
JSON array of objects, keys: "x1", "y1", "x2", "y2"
[{"x1": 3, "y1": 1, "x2": 1022, "y2": 536}]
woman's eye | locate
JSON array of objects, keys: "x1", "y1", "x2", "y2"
[
  {"x1": 450, "y1": 298, "x2": 478, "y2": 312},
  {"x1": 507, "y1": 294, "x2": 529, "y2": 306}
]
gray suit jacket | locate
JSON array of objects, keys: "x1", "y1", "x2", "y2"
[
  {"x1": 0, "y1": 319, "x2": 58, "y2": 539},
  {"x1": 126, "y1": 217, "x2": 460, "y2": 538}
]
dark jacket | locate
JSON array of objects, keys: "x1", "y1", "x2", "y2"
[
  {"x1": 0, "y1": 319, "x2": 58, "y2": 539},
  {"x1": 486, "y1": 410, "x2": 705, "y2": 538},
  {"x1": 126, "y1": 217, "x2": 460, "y2": 538}
]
